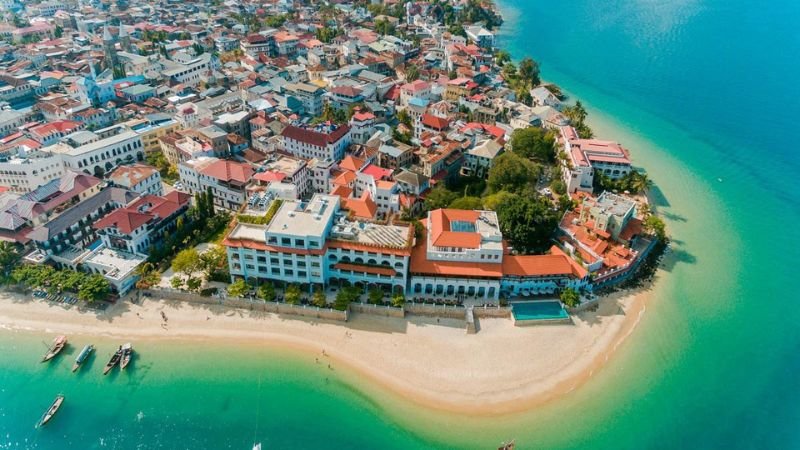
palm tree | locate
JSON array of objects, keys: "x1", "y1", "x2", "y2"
[
  {"x1": 134, "y1": 262, "x2": 160, "y2": 289},
  {"x1": 0, "y1": 242, "x2": 19, "y2": 276},
  {"x1": 630, "y1": 172, "x2": 653, "y2": 194}
]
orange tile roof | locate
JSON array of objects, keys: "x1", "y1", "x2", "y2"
[
  {"x1": 429, "y1": 209, "x2": 481, "y2": 249},
  {"x1": 410, "y1": 219, "x2": 502, "y2": 278},
  {"x1": 199, "y1": 159, "x2": 254, "y2": 183},
  {"x1": 339, "y1": 155, "x2": 366, "y2": 172},
  {"x1": 342, "y1": 191, "x2": 377, "y2": 219}
]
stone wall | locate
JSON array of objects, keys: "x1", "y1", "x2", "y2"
[
  {"x1": 349, "y1": 302, "x2": 405, "y2": 318},
  {"x1": 144, "y1": 288, "x2": 348, "y2": 322}
]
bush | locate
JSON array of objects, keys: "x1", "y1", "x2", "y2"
[{"x1": 200, "y1": 287, "x2": 218, "y2": 297}]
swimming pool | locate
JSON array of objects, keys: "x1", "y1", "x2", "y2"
[{"x1": 511, "y1": 301, "x2": 569, "y2": 321}]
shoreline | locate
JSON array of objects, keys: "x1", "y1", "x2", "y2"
[{"x1": 0, "y1": 281, "x2": 655, "y2": 416}]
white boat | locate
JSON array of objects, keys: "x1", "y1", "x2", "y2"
[{"x1": 252, "y1": 444, "x2": 261, "y2": 450}]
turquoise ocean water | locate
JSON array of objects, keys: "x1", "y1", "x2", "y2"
[{"x1": 3, "y1": 0, "x2": 800, "y2": 448}]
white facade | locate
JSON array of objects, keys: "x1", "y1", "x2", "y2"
[
  {"x1": 46, "y1": 128, "x2": 145, "y2": 177},
  {"x1": 0, "y1": 151, "x2": 65, "y2": 193}
]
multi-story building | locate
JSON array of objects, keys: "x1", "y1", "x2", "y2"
[
  {"x1": 178, "y1": 157, "x2": 254, "y2": 210},
  {"x1": 44, "y1": 125, "x2": 145, "y2": 177},
  {"x1": 559, "y1": 126, "x2": 633, "y2": 193},
  {"x1": 463, "y1": 139, "x2": 503, "y2": 178},
  {"x1": 24, "y1": 186, "x2": 139, "y2": 269},
  {"x1": 255, "y1": 154, "x2": 311, "y2": 198},
  {"x1": 284, "y1": 83, "x2": 325, "y2": 117},
  {"x1": 224, "y1": 194, "x2": 413, "y2": 293},
  {"x1": 107, "y1": 164, "x2": 163, "y2": 196},
  {"x1": 0, "y1": 149, "x2": 65, "y2": 193},
  {"x1": 281, "y1": 123, "x2": 351, "y2": 162},
  {"x1": 93, "y1": 191, "x2": 191, "y2": 255}
]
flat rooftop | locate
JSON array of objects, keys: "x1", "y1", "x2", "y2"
[
  {"x1": 265, "y1": 194, "x2": 339, "y2": 238},
  {"x1": 228, "y1": 222, "x2": 267, "y2": 243},
  {"x1": 83, "y1": 247, "x2": 145, "y2": 281},
  {"x1": 330, "y1": 219, "x2": 411, "y2": 249},
  {"x1": 593, "y1": 192, "x2": 636, "y2": 217}
]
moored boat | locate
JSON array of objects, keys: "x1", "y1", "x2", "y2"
[
  {"x1": 498, "y1": 440, "x2": 515, "y2": 450},
  {"x1": 41, "y1": 335, "x2": 67, "y2": 362},
  {"x1": 37, "y1": 395, "x2": 64, "y2": 427},
  {"x1": 72, "y1": 344, "x2": 94, "y2": 372},
  {"x1": 103, "y1": 346, "x2": 123, "y2": 375},
  {"x1": 120, "y1": 343, "x2": 133, "y2": 370}
]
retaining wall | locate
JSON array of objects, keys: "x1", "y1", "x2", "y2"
[
  {"x1": 349, "y1": 303, "x2": 405, "y2": 318},
  {"x1": 144, "y1": 288, "x2": 348, "y2": 322}
]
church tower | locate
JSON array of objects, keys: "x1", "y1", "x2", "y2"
[
  {"x1": 102, "y1": 25, "x2": 118, "y2": 70},
  {"x1": 118, "y1": 24, "x2": 131, "y2": 53}
]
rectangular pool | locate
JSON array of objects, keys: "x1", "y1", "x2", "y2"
[{"x1": 511, "y1": 301, "x2": 569, "y2": 321}]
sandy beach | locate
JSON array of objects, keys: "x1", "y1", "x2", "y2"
[{"x1": 0, "y1": 287, "x2": 651, "y2": 416}]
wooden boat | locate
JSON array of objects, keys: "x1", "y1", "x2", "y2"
[
  {"x1": 498, "y1": 440, "x2": 515, "y2": 450},
  {"x1": 72, "y1": 344, "x2": 94, "y2": 372},
  {"x1": 103, "y1": 346, "x2": 123, "y2": 375},
  {"x1": 41, "y1": 335, "x2": 67, "y2": 362},
  {"x1": 37, "y1": 395, "x2": 64, "y2": 427},
  {"x1": 120, "y1": 343, "x2": 133, "y2": 370}
]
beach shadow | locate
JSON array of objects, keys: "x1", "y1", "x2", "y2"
[
  {"x1": 345, "y1": 313, "x2": 409, "y2": 334},
  {"x1": 647, "y1": 184, "x2": 671, "y2": 208},
  {"x1": 659, "y1": 244, "x2": 697, "y2": 273},
  {"x1": 660, "y1": 211, "x2": 688, "y2": 223},
  {"x1": 406, "y1": 315, "x2": 465, "y2": 330}
]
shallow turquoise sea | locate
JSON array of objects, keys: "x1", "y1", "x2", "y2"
[{"x1": 3, "y1": 1, "x2": 800, "y2": 448}]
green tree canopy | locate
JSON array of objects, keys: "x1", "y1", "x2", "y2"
[
  {"x1": 509, "y1": 127, "x2": 557, "y2": 162},
  {"x1": 487, "y1": 153, "x2": 542, "y2": 194},
  {"x1": 258, "y1": 282, "x2": 276, "y2": 302},
  {"x1": 227, "y1": 279, "x2": 249, "y2": 297},
  {"x1": 424, "y1": 185, "x2": 459, "y2": 211},
  {"x1": 285, "y1": 284, "x2": 302, "y2": 305},
  {"x1": 495, "y1": 192, "x2": 560, "y2": 253},
  {"x1": 560, "y1": 288, "x2": 580, "y2": 307},
  {"x1": 172, "y1": 248, "x2": 201, "y2": 277},
  {"x1": 449, "y1": 196, "x2": 483, "y2": 210}
]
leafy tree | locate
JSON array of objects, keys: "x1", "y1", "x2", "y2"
[
  {"x1": 186, "y1": 277, "x2": 202, "y2": 292},
  {"x1": 77, "y1": 274, "x2": 110, "y2": 303},
  {"x1": 54, "y1": 25, "x2": 63, "y2": 38},
  {"x1": 368, "y1": 287, "x2": 384, "y2": 305},
  {"x1": 424, "y1": 185, "x2": 459, "y2": 211},
  {"x1": 560, "y1": 288, "x2": 580, "y2": 308},
  {"x1": 312, "y1": 288, "x2": 327, "y2": 308},
  {"x1": 334, "y1": 286, "x2": 360, "y2": 311},
  {"x1": 391, "y1": 293, "x2": 405, "y2": 308},
  {"x1": 258, "y1": 282, "x2": 276, "y2": 302},
  {"x1": 285, "y1": 284, "x2": 301, "y2": 305},
  {"x1": 171, "y1": 276, "x2": 184, "y2": 290},
  {"x1": 495, "y1": 192, "x2": 560, "y2": 253},
  {"x1": 509, "y1": 127, "x2": 557, "y2": 162},
  {"x1": 172, "y1": 248, "x2": 201, "y2": 277},
  {"x1": 200, "y1": 245, "x2": 227, "y2": 278},
  {"x1": 643, "y1": 215, "x2": 667, "y2": 241},
  {"x1": 487, "y1": 153, "x2": 541, "y2": 194},
  {"x1": 449, "y1": 196, "x2": 483, "y2": 210},
  {"x1": 495, "y1": 50, "x2": 511, "y2": 67},
  {"x1": 397, "y1": 109, "x2": 412, "y2": 128},
  {"x1": 482, "y1": 190, "x2": 517, "y2": 211},
  {"x1": 518, "y1": 57, "x2": 541, "y2": 87},
  {"x1": 227, "y1": 278, "x2": 249, "y2": 297},
  {"x1": 550, "y1": 179, "x2": 567, "y2": 196}
]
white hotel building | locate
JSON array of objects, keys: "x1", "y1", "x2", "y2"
[
  {"x1": 224, "y1": 197, "x2": 588, "y2": 301},
  {"x1": 224, "y1": 194, "x2": 413, "y2": 293},
  {"x1": 281, "y1": 123, "x2": 351, "y2": 162}
]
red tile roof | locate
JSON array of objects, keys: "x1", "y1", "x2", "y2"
[
  {"x1": 199, "y1": 159, "x2": 254, "y2": 183},
  {"x1": 281, "y1": 124, "x2": 351, "y2": 147},
  {"x1": 410, "y1": 218, "x2": 502, "y2": 278},
  {"x1": 421, "y1": 114, "x2": 450, "y2": 130}
]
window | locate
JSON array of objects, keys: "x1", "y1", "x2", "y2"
[
  {"x1": 281, "y1": 237, "x2": 291, "y2": 246},
  {"x1": 284, "y1": 269, "x2": 294, "y2": 276}
]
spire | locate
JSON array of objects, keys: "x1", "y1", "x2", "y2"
[
  {"x1": 118, "y1": 24, "x2": 128, "y2": 38},
  {"x1": 103, "y1": 24, "x2": 112, "y2": 41}
]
